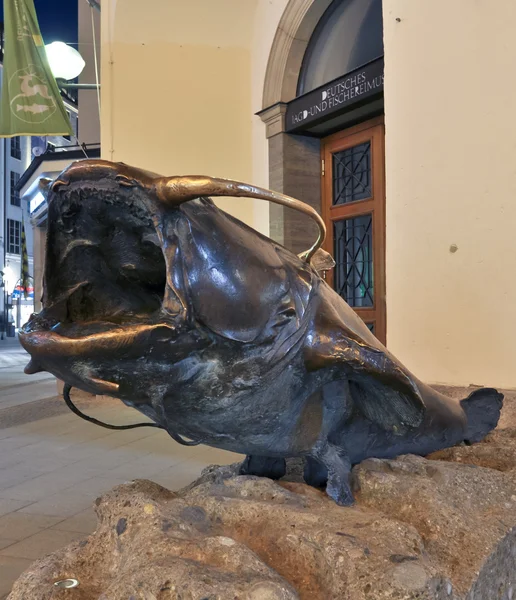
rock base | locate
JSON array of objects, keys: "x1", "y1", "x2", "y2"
[{"x1": 8, "y1": 387, "x2": 516, "y2": 600}]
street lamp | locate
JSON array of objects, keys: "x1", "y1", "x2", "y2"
[
  {"x1": 44, "y1": 42, "x2": 99, "y2": 91},
  {"x1": 45, "y1": 42, "x2": 85, "y2": 81}
]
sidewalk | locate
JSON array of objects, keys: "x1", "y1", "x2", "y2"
[
  {"x1": 0, "y1": 337, "x2": 32, "y2": 375},
  {"x1": 0, "y1": 353, "x2": 242, "y2": 597},
  {"x1": 0, "y1": 336, "x2": 57, "y2": 414}
]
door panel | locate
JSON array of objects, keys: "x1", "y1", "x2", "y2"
[
  {"x1": 321, "y1": 117, "x2": 386, "y2": 343},
  {"x1": 332, "y1": 141, "x2": 372, "y2": 205},
  {"x1": 333, "y1": 214, "x2": 374, "y2": 308}
]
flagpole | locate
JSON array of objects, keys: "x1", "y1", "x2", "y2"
[
  {"x1": 54, "y1": 1, "x2": 101, "y2": 91},
  {"x1": 56, "y1": 80, "x2": 99, "y2": 90}
]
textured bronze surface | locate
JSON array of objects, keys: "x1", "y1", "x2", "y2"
[{"x1": 19, "y1": 160, "x2": 503, "y2": 505}]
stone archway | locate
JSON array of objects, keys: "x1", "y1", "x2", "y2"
[
  {"x1": 259, "y1": 0, "x2": 332, "y2": 250},
  {"x1": 262, "y1": 0, "x2": 332, "y2": 109}
]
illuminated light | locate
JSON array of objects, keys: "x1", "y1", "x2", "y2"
[
  {"x1": 45, "y1": 42, "x2": 85, "y2": 81},
  {"x1": 4, "y1": 266, "x2": 15, "y2": 291}
]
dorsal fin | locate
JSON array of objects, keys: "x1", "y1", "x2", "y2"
[{"x1": 304, "y1": 248, "x2": 335, "y2": 275}]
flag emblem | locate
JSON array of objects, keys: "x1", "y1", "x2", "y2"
[{"x1": 9, "y1": 65, "x2": 57, "y2": 123}]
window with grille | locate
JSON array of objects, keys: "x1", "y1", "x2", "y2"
[
  {"x1": 10, "y1": 136, "x2": 21, "y2": 160},
  {"x1": 297, "y1": 0, "x2": 383, "y2": 95},
  {"x1": 332, "y1": 142, "x2": 372, "y2": 205},
  {"x1": 333, "y1": 214, "x2": 374, "y2": 307},
  {"x1": 10, "y1": 172, "x2": 20, "y2": 207},
  {"x1": 7, "y1": 219, "x2": 21, "y2": 255}
]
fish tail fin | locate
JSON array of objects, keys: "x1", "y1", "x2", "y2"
[{"x1": 461, "y1": 388, "x2": 503, "y2": 443}]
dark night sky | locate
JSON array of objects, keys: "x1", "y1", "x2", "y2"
[{"x1": 1, "y1": 0, "x2": 78, "y2": 45}]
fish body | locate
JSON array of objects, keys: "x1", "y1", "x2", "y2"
[{"x1": 19, "y1": 160, "x2": 503, "y2": 505}]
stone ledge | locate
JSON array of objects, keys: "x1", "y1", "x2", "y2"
[
  {"x1": 7, "y1": 455, "x2": 516, "y2": 598},
  {"x1": 8, "y1": 387, "x2": 516, "y2": 599}
]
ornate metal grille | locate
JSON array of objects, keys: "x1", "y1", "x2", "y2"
[
  {"x1": 332, "y1": 141, "x2": 371, "y2": 205},
  {"x1": 333, "y1": 215, "x2": 373, "y2": 307}
]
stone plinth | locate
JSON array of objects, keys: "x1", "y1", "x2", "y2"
[{"x1": 8, "y1": 420, "x2": 516, "y2": 600}]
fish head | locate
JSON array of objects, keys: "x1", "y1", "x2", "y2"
[{"x1": 18, "y1": 160, "x2": 201, "y2": 398}]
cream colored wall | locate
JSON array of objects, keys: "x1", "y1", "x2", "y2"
[
  {"x1": 383, "y1": 0, "x2": 516, "y2": 387},
  {"x1": 101, "y1": 0, "x2": 272, "y2": 231},
  {"x1": 103, "y1": 0, "x2": 516, "y2": 388}
]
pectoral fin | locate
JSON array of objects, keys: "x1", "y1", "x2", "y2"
[
  {"x1": 348, "y1": 373, "x2": 425, "y2": 433},
  {"x1": 305, "y1": 292, "x2": 426, "y2": 434}
]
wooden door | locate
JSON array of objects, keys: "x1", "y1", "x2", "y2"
[{"x1": 321, "y1": 116, "x2": 386, "y2": 343}]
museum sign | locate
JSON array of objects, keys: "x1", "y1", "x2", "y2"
[{"x1": 286, "y1": 57, "x2": 384, "y2": 133}]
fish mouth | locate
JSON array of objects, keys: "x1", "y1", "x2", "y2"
[{"x1": 19, "y1": 160, "x2": 175, "y2": 394}]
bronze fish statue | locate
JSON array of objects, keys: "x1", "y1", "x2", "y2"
[{"x1": 20, "y1": 160, "x2": 503, "y2": 505}]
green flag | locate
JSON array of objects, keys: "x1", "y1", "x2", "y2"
[{"x1": 0, "y1": 0, "x2": 73, "y2": 137}]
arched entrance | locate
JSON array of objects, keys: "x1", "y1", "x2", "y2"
[{"x1": 259, "y1": 0, "x2": 386, "y2": 342}]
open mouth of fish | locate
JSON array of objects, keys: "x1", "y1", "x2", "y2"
[
  {"x1": 19, "y1": 159, "x2": 326, "y2": 397},
  {"x1": 18, "y1": 161, "x2": 181, "y2": 395}
]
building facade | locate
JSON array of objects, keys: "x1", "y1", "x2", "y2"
[
  {"x1": 0, "y1": 23, "x2": 34, "y2": 335},
  {"x1": 101, "y1": 0, "x2": 516, "y2": 388},
  {"x1": 0, "y1": 133, "x2": 33, "y2": 336}
]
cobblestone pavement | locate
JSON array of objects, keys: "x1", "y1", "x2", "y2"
[{"x1": 0, "y1": 338, "x2": 241, "y2": 597}]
